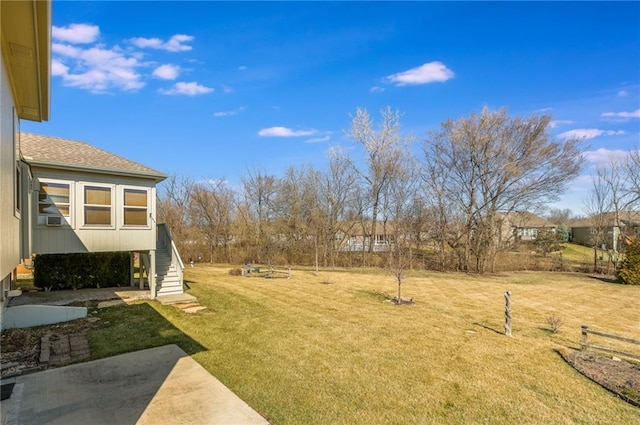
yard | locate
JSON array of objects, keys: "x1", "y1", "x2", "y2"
[
  {"x1": 89, "y1": 265, "x2": 640, "y2": 424},
  {"x1": 5, "y1": 265, "x2": 640, "y2": 424}
]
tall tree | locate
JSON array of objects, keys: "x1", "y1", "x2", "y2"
[
  {"x1": 242, "y1": 169, "x2": 278, "y2": 264},
  {"x1": 319, "y1": 147, "x2": 358, "y2": 267},
  {"x1": 423, "y1": 107, "x2": 583, "y2": 273},
  {"x1": 189, "y1": 179, "x2": 236, "y2": 262},
  {"x1": 157, "y1": 174, "x2": 194, "y2": 256},
  {"x1": 624, "y1": 148, "x2": 640, "y2": 208},
  {"x1": 348, "y1": 106, "x2": 411, "y2": 256}
]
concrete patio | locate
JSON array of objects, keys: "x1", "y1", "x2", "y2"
[{"x1": 2, "y1": 344, "x2": 269, "y2": 425}]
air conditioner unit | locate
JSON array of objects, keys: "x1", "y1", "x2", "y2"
[{"x1": 46, "y1": 216, "x2": 63, "y2": 226}]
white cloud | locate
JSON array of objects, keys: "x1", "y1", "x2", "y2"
[
  {"x1": 159, "y1": 81, "x2": 214, "y2": 96},
  {"x1": 548, "y1": 120, "x2": 575, "y2": 128},
  {"x1": 152, "y1": 64, "x2": 180, "y2": 80},
  {"x1": 370, "y1": 86, "x2": 385, "y2": 93},
  {"x1": 385, "y1": 61, "x2": 454, "y2": 86},
  {"x1": 601, "y1": 109, "x2": 640, "y2": 119},
  {"x1": 258, "y1": 127, "x2": 317, "y2": 137},
  {"x1": 617, "y1": 90, "x2": 628, "y2": 97},
  {"x1": 52, "y1": 23, "x2": 99, "y2": 44},
  {"x1": 52, "y1": 43, "x2": 144, "y2": 92},
  {"x1": 238, "y1": 65, "x2": 248, "y2": 71},
  {"x1": 213, "y1": 106, "x2": 246, "y2": 117},
  {"x1": 558, "y1": 128, "x2": 626, "y2": 140},
  {"x1": 129, "y1": 34, "x2": 194, "y2": 52},
  {"x1": 583, "y1": 148, "x2": 632, "y2": 164},
  {"x1": 304, "y1": 135, "x2": 331, "y2": 144},
  {"x1": 51, "y1": 59, "x2": 69, "y2": 76}
]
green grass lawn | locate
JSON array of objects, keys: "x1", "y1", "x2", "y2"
[{"x1": 89, "y1": 265, "x2": 640, "y2": 424}]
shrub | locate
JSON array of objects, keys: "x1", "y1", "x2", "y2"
[
  {"x1": 33, "y1": 252, "x2": 130, "y2": 291},
  {"x1": 228, "y1": 268, "x2": 243, "y2": 276},
  {"x1": 617, "y1": 238, "x2": 640, "y2": 285},
  {"x1": 546, "y1": 314, "x2": 563, "y2": 334}
]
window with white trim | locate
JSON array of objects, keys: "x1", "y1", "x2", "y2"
[
  {"x1": 38, "y1": 180, "x2": 71, "y2": 225},
  {"x1": 375, "y1": 234, "x2": 394, "y2": 245},
  {"x1": 83, "y1": 185, "x2": 113, "y2": 226},
  {"x1": 123, "y1": 188, "x2": 149, "y2": 226}
]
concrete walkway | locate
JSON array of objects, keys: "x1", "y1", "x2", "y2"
[{"x1": 3, "y1": 344, "x2": 269, "y2": 425}]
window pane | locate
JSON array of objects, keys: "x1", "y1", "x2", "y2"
[
  {"x1": 38, "y1": 181, "x2": 70, "y2": 218},
  {"x1": 124, "y1": 208, "x2": 147, "y2": 226},
  {"x1": 85, "y1": 186, "x2": 111, "y2": 205},
  {"x1": 39, "y1": 205, "x2": 69, "y2": 216},
  {"x1": 85, "y1": 206, "x2": 111, "y2": 225},
  {"x1": 41, "y1": 182, "x2": 69, "y2": 196},
  {"x1": 124, "y1": 189, "x2": 147, "y2": 207}
]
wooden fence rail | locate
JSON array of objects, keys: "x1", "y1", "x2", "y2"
[{"x1": 581, "y1": 325, "x2": 640, "y2": 360}]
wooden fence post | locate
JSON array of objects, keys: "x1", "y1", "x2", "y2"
[
  {"x1": 504, "y1": 291, "x2": 512, "y2": 337},
  {"x1": 581, "y1": 325, "x2": 589, "y2": 350}
]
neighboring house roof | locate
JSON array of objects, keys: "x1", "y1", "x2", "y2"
[
  {"x1": 497, "y1": 211, "x2": 551, "y2": 228},
  {"x1": 570, "y1": 211, "x2": 640, "y2": 228},
  {"x1": 20, "y1": 132, "x2": 167, "y2": 182}
]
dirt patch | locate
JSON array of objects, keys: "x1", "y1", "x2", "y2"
[
  {"x1": 561, "y1": 349, "x2": 640, "y2": 407},
  {"x1": 1, "y1": 317, "x2": 98, "y2": 377}
]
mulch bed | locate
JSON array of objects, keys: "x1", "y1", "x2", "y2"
[
  {"x1": 561, "y1": 349, "x2": 640, "y2": 407},
  {"x1": 1, "y1": 318, "x2": 96, "y2": 377}
]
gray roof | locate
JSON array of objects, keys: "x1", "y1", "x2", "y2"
[{"x1": 20, "y1": 132, "x2": 167, "y2": 181}]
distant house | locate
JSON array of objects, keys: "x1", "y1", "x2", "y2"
[
  {"x1": 336, "y1": 221, "x2": 397, "y2": 252},
  {"x1": 19, "y1": 133, "x2": 184, "y2": 298},
  {"x1": 1, "y1": 0, "x2": 51, "y2": 307},
  {"x1": 570, "y1": 211, "x2": 640, "y2": 252},
  {"x1": 496, "y1": 212, "x2": 556, "y2": 246}
]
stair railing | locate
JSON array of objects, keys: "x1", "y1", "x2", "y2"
[{"x1": 157, "y1": 223, "x2": 185, "y2": 287}]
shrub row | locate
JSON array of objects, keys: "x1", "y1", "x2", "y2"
[{"x1": 33, "y1": 252, "x2": 130, "y2": 291}]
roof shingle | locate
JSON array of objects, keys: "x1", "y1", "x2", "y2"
[{"x1": 20, "y1": 132, "x2": 167, "y2": 181}]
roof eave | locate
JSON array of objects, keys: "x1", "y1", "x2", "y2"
[
  {"x1": 27, "y1": 160, "x2": 167, "y2": 183},
  {"x1": 1, "y1": 0, "x2": 51, "y2": 122}
]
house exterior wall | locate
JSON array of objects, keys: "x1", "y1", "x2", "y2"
[
  {"x1": 0, "y1": 55, "x2": 21, "y2": 292},
  {"x1": 570, "y1": 226, "x2": 618, "y2": 250},
  {"x1": 570, "y1": 227, "x2": 591, "y2": 247},
  {"x1": 30, "y1": 166, "x2": 158, "y2": 254}
]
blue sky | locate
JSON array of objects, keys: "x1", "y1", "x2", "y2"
[{"x1": 22, "y1": 1, "x2": 640, "y2": 215}]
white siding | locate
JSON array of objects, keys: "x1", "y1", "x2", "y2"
[
  {"x1": 0, "y1": 55, "x2": 20, "y2": 283},
  {"x1": 30, "y1": 166, "x2": 158, "y2": 254}
]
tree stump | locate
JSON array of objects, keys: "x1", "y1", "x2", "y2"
[{"x1": 504, "y1": 291, "x2": 512, "y2": 337}]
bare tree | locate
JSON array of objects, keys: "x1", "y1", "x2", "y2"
[
  {"x1": 189, "y1": 179, "x2": 236, "y2": 263},
  {"x1": 624, "y1": 148, "x2": 640, "y2": 208},
  {"x1": 584, "y1": 171, "x2": 612, "y2": 273},
  {"x1": 319, "y1": 147, "x2": 358, "y2": 267},
  {"x1": 423, "y1": 107, "x2": 583, "y2": 273},
  {"x1": 242, "y1": 169, "x2": 278, "y2": 264},
  {"x1": 157, "y1": 174, "x2": 194, "y2": 256},
  {"x1": 384, "y1": 160, "x2": 419, "y2": 301},
  {"x1": 348, "y1": 106, "x2": 412, "y2": 256}
]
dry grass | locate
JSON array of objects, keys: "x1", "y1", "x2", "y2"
[{"x1": 105, "y1": 265, "x2": 640, "y2": 424}]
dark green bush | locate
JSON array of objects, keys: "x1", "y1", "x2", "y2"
[
  {"x1": 617, "y1": 239, "x2": 640, "y2": 285},
  {"x1": 33, "y1": 252, "x2": 130, "y2": 290}
]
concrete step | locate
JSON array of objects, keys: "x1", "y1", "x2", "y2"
[{"x1": 156, "y1": 293, "x2": 197, "y2": 305}]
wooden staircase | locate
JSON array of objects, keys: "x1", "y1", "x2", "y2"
[
  {"x1": 155, "y1": 241, "x2": 184, "y2": 296},
  {"x1": 140, "y1": 223, "x2": 184, "y2": 298}
]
